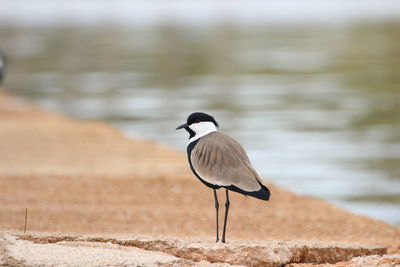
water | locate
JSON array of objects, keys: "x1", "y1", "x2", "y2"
[{"x1": 1, "y1": 0, "x2": 399, "y2": 225}]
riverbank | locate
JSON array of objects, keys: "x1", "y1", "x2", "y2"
[{"x1": 0, "y1": 92, "x2": 399, "y2": 266}]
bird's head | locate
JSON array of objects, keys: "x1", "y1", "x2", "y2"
[{"x1": 176, "y1": 112, "x2": 219, "y2": 140}]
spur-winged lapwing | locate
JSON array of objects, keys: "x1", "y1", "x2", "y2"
[{"x1": 176, "y1": 112, "x2": 270, "y2": 243}]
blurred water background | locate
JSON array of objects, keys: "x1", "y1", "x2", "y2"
[{"x1": 1, "y1": 0, "x2": 399, "y2": 225}]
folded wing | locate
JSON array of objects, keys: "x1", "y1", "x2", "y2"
[{"x1": 191, "y1": 132, "x2": 267, "y2": 194}]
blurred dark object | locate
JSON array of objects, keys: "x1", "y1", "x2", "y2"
[{"x1": 0, "y1": 51, "x2": 7, "y2": 86}]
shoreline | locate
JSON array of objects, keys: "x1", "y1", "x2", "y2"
[{"x1": 0, "y1": 92, "x2": 399, "y2": 266}]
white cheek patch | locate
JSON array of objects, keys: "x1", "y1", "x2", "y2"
[
  {"x1": 188, "y1": 121, "x2": 217, "y2": 144},
  {"x1": 189, "y1": 121, "x2": 216, "y2": 133}
]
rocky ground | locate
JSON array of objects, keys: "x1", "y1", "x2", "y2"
[
  {"x1": 0, "y1": 92, "x2": 399, "y2": 266},
  {"x1": 0, "y1": 231, "x2": 392, "y2": 267}
]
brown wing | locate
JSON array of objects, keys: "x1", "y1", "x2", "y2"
[{"x1": 191, "y1": 132, "x2": 263, "y2": 192}]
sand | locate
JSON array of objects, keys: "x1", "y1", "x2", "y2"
[{"x1": 0, "y1": 92, "x2": 399, "y2": 266}]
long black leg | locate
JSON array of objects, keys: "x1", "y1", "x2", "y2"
[
  {"x1": 213, "y1": 189, "x2": 219, "y2": 242},
  {"x1": 221, "y1": 190, "x2": 230, "y2": 243}
]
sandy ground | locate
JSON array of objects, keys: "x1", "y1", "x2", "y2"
[{"x1": 0, "y1": 92, "x2": 399, "y2": 264}]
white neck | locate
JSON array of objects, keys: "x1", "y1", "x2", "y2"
[{"x1": 188, "y1": 121, "x2": 217, "y2": 144}]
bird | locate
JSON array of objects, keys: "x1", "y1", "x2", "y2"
[
  {"x1": 176, "y1": 112, "x2": 270, "y2": 243},
  {"x1": 0, "y1": 51, "x2": 6, "y2": 86}
]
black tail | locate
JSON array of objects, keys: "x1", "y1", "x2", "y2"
[{"x1": 224, "y1": 182, "x2": 271, "y2": 201}]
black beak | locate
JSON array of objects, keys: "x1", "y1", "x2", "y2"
[{"x1": 176, "y1": 123, "x2": 188, "y2": 130}]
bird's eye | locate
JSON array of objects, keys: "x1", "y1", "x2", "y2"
[{"x1": 194, "y1": 119, "x2": 201, "y2": 123}]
